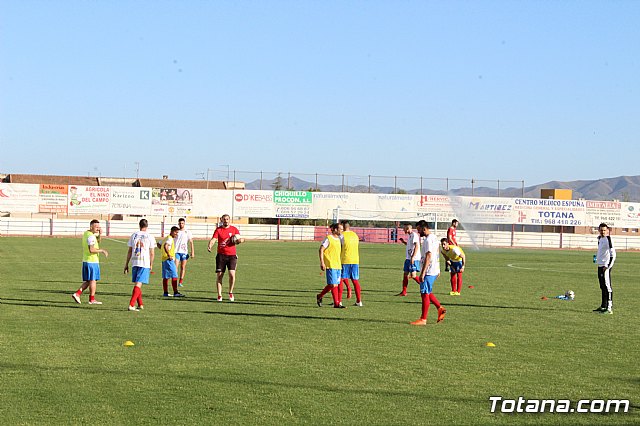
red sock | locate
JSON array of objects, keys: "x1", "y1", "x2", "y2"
[
  {"x1": 353, "y1": 279, "x2": 362, "y2": 303},
  {"x1": 412, "y1": 276, "x2": 422, "y2": 284},
  {"x1": 179, "y1": 279, "x2": 183, "y2": 284},
  {"x1": 401, "y1": 276, "x2": 408, "y2": 294},
  {"x1": 89, "y1": 295, "x2": 96, "y2": 302},
  {"x1": 337, "y1": 283, "x2": 344, "y2": 304},
  {"x1": 343, "y1": 279, "x2": 352, "y2": 298},
  {"x1": 75, "y1": 289, "x2": 83, "y2": 296},
  {"x1": 330, "y1": 286, "x2": 340, "y2": 306},
  {"x1": 129, "y1": 287, "x2": 140, "y2": 307},
  {"x1": 319, "y1": 285, "x2": 332, "y2": 298},
  {"x1": 172, "y1": 279, "x2": 178, "y2": 293},
  {"x1": 420, "y1": 293, "x2": 430, "y2": 320},
  {"x1": 456, "y1": 273, "x2": 463, "y2": 293},
  {"x1": 137, "y1": 288, "x2": 143, "y2": 307},
  {"x1": 429, "y1": 293, "x2": 441, "y2": 309},
  {"x1": 162, "y1": 279, "x2": 168, "y2": 294},
  {"x1": 450, "y1": 273, "x2": 457, "y2": 292}
]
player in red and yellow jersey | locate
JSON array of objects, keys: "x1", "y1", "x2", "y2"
[
  {"x1": 340, "y1": 220, "x2": 363, "y2": 306},
  {"x1": 317, "y1": 223, "x2": 345, "y2": 309},
  {"x1": 440, "y1": 238, "x2": 466, "y2": 296},
  {"x1": 445, "y1": 219, "x2": 459, "y2": 272}
]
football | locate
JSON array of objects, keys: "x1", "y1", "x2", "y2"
[
  {"x1": 565, "y1": 290, "x2": 575, "y2": 300},
  {"x1": 231, "y1": 234, "x2": 242, "y2": 245}
]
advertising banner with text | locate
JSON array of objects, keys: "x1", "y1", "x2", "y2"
[
  {"x1": 449, "y1": 197, "x2": 516, "y2": 225},
  {"x1": 110, "y1": 187, "x2": 152, "y2": 215},
  {"x1": 0, "y1": 183, "x2": 39, "y2": 213},
  {"x1": 513, "y1": 198, "x2": 587, "y2": 226},
  {"x1": 274, "y1": 190, "x2": 312, "y2": 218},
  {"x1": 585, "y1": 201, "x2": 622, "y2": 227},
  {"x1": 618, "y1": 202, "x2": 640, "y2": 229},
  {"x1": 68, "y1": 186, "x2": 111, "y2": 215},
  {"x1": 38, "y1": 184, "x2": 68, "y2": 214},
  {"x1": 232, "y1": 191, "x2": 274, "y2": 218}
]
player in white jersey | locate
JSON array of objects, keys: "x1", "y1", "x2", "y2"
[
  {"x1": 174, "y1": 218, "x2": 195, "y2": 287},
  {"x1": 411, "y1": 221, "x2": 446, "y2": 326},
  {"x1": 124, "y1": 219, "x2": 156, "y2": 311},
  {"x1": 396, "y1": 224, "x2": 422, "y2": 296}
]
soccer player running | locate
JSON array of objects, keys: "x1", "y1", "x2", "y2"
[
  {"x1": 594, "y1": 222, "x2": 616, "y2": 314},
  {"x1": 175, "y1": 218, "x2": 195, "y2": 287},
  {"x1": 396, "y1": 223, "x2": 422, "y2": 296},
  {"x1": 340, "y1": 220, "x2": 363, "y2": 306},
  {"x1": 411, "y1": 220, "x2": 446, "y2": 326},
  {"x1": 124, "y1": 219, "x2": 156, "y2": 311},
  {"x1": 207, "y1": 214, "x2": 243, "y2": 302},
  {"x1": 161, "y1": 226, "x2": 185, "y2": 298},
  {"x1": 72, "y1": 219, "x2": 109, "y2": 305},
  {"x1": 445, "y1": 219, "x2": 459, "y2": 272},
  {"x1": 317, "y1": 223, "x2": 345, "y2": 309},
  {"x1": 440, "y1": 238, "x2": 466, "y2": 296}
]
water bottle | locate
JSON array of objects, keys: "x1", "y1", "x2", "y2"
[{"x1": 593, "y1": 254, "x2": 597, "y2": 263}]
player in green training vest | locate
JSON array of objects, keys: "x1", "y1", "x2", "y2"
[{"x1": 72, "y1": 219, "x2": 109, "y2": 304}]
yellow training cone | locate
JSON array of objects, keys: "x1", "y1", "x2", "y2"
[
  {"x1": 485, "y1": 342, "x2": 496, "y2": 347},
  {"x1": 123, "y1": 340, "x2": 135, "y2": 347}
]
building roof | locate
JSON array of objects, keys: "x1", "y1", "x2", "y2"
[
  {"x1": 3, "y1": 174, "x2": 231, "y2": 189},
  {"x1": 136, "y1": 178, "x2": 227, "y2": 189},
  {"x1": 5, "y1": 174, "x2": 99, "y2": 185}
]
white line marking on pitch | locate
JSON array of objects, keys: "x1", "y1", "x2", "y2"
[
  {"x1": 104, "y1": 237, "x2": 127, "y2": 244},
  {"x1": 506, "y1": 264, "x2": 536, "y2": 270}
]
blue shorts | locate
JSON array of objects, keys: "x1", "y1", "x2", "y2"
[
  {"x1": 404, "y1": 259, "x2": 421, "y2": 273},
  {"x1": 325, "y1": 268, "x2": 342, "y2": 285},
  {"x1": 450, "y1": 261, "x2": 463, "y2": 273},
  {"x1": 341, "y1": 264, "x2": 359, "y2": 280},
  {"x1": 162, "y1": 259, "x2": 178, "y2": 279},
  {"x1": 132, "y1": 266, "x2": 151, "y2": 284},
  {"x1": 82, "y1": 262, "x2": 100, "y2": 281},
  {"x1": 420, "y1": 275, "x2": 438, "y2": 294},
  {"x1": 176, "y1": 253, "x2": 190, "y2": 261}
]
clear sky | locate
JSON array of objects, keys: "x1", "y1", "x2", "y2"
[{"x1": 1, "y1": 0, "x2": 639, "y2": 187}]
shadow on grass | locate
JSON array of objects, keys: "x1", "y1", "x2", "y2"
[
  {"x1": 0, "y1": 360, "x2": 471, "y2": 401},
  {"x1": 0, "y1": 297, "x2": 116, "y2": 311},
  {"x1": 169, "y1": 308, "x2": 410, "y2": 324}
]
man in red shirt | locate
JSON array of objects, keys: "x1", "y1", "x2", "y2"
[
  {"x1": 446, "y1": 219, "x2": 459, "y2": 272},
  {"x1": 207, "y1": 214, "x2": 243, "y2": 302}
]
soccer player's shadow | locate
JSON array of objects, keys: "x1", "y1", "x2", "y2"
[{"x1": 0, "y1": 297, "x2": 124, "y2": 311}]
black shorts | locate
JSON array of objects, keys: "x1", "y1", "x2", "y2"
[{"x1": 216, "y1": 254, "x2": 238, "y2": 273}]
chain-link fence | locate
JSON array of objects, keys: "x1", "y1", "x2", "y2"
[{"x1": 207, "y1": 170, "x2": 525, "y2": 197}]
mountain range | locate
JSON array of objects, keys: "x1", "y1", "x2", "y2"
[{"x1": 246, "y1": 175, "x2": 640, "y2": 202}]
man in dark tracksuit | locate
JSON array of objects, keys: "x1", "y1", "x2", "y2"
[{"x1": 594, "y1": 223, "x2": 616, "y2": 314}]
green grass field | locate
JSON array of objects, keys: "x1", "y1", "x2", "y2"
[{"x1": 0, "y1": 237, "x2": 638, "y2": 425}]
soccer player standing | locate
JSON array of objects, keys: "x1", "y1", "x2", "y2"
[
  {"x1": 411, "y1": 221, "x2": 446, "y2": 326},
  {"x1": 317, "y1": 223, "x2": 345, "y2": 308},
  {"x1": 124, "y1": 219, "x2": 156, "y2": 311},
  {"x1": 594, "y1": 223, "x2": 616, "y2": 314},
  {"x1": 175, "y1": 218, "x2": 195, "y2": 287},
  {"x1": 72, "y1": 219, "x2": 109, "y2": 305},
  {"x1": 207, "y1": 214, "x2": 242, "y2": 302},
  {"x1": 440, "y1": 238, "x2": 466, "y2": 296},
  {"x1": 396, "y1": 223, "x2": 422, "y2": 296},
  {"x1": 161, "y1": 226, "x2": 185, "y2": 298},
  {"x1": 445, "y1": 219, "x2": 459, "y2": 272},
  {"x1": 340, "y1": 220, "x2": 363, "y2": 306}
]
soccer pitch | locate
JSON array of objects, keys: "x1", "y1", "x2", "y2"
[{"x1": 0, "y1": 237, "x2": 638, "y2": 425}]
